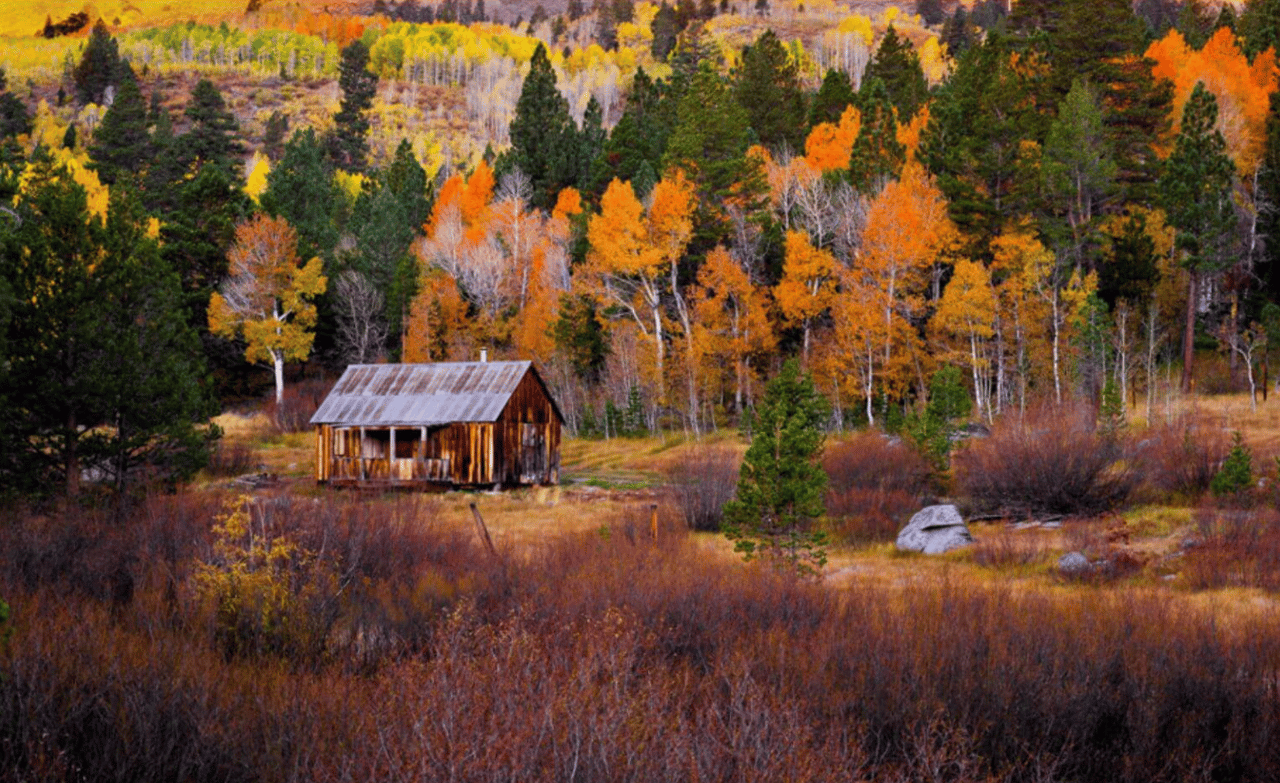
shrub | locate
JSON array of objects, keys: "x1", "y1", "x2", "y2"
[
  {"x1": 954, "y1": 402, "x2": 1138, "y2": 518},
  {"x1": 823, "y1": 432, "x2": 932, "y2": 544},
  {"x1": 1182, "y1": 507, "x2": 1280, "y2": 591},
  {"x1": 205, "y1": 439, "x2": 257, "y2": 477},
  {"x1": 267, "y1": 376, "x2": 333, "y2": 434},
  {"x1": 1142, "y1": 415, "x2": 1232, "y2": 500},
  {"x1": 664, "y1": 443, "x2": 740, "y2": 532}
]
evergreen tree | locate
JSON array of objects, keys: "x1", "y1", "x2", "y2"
[
  {"x1": 330, "y1": 40, "x2": 377, "y2": 172},
  {"x1": 181, "y1": 79, "x2": 244, "y2": 173},
  {"x1": 72, "y1": 20, "x2": 127, "y2": 106},
  {"x1": 942, "y1": 6, "x2": 974, "y2": 57},
  {"x1": 1099, "y1": 210, "x2": 1161, "y2": 309},
  {"x1": 1211, "y1": 431, "x2": 1254, "y2": 497},
  {"x1": 1259, "y1": 90, "x2": 1280, "y2": 303},
  {"x1": 1159, "y1": 82, "x2": 1236, "y2": 392},
  {"x1": 1040, "y1": 78, "x2": 1116, "y2": 269},
  {"x1": 722, "y1": 359, "x2": 829, "y2": 577},
  {"x1": 0, "y1": 166, "x2": 217, "y2": 498},
  {"x1": 863, "y1": 25, "x2": 929, "y2": 122},
  {"x1": 917, "y1": 0, "x2": 946, "y2": 26},
  {"x1": 162, "y1": 162, "x2": 252, "y2": 321},
  {"x1": 384, "y1": 138, "x2": 431, "y2": 231},
  {"x1": 651, "y1": 2, "x2": 679, "y2": 59},
  {"x1": 1241, "y1": 0, "x2": 1280, "y2": 57},
  {"x1": 921, "y1": 33, "x2": 1047, "y2": 255},
  {"x1": 576, "y1": 96, "x2": 607, "y2": 192},
  {"x1": 262, "y1": 110, "x2": 289, "y2": 160},
  {"x1": 849, "y1": 78, "x2": 905, "y2": 190},
  {"x1": 732, "y1": 30, "x2": 807, "y2": 152},
  {"x1": 807, "y1": 68, "x2": 856, "y2": 129},
  {"x1": 88, "y1": 72, "x2": 149, "y2": 185},
  {"x1": 665, "y1": 63, "x2": 764, "y2": 249},
  {"x1": 590, "y1": 68, "x2": 671, "y2": 200},
  {"x1": 502, "y1": 43, "x2": 577, "y2": 210},
  {"x1": 261, "y1": 128, "x2": 343, "y2": 264}
]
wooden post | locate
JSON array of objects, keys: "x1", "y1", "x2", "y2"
[
  {"x1": 469, "y1": 502, "x2": 498, "y2": 557},
  {"x1": 390, "y1": 427, "x2": 397, "y2": 481},
  {"x1": 358, "y1": 426, "x2": 366, "y2": 480},
  {"x1": 650, "y1": 503, "x2": 658, "y2": 542}
]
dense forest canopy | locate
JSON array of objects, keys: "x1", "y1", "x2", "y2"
[{"x1": 3, "y1": 0, "x2": 1280, "y2": 494}]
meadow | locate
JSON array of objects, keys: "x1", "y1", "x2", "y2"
[{"x1": 5, "y1": 387, "x2": 1280, "y2": 783}]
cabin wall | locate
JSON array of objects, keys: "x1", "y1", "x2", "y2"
[
  {"x1": 495, "y1": 371, "x2": 562, "y2": 485},
  {"x1": 313, "y1": 367, "x2": 561, "y2": 488},
  {"x1": 315, "y1": 423, "x2": 495, "y2": 486}
]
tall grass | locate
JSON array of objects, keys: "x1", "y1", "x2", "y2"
[{"x1": 4, "y1": 492, "x2": 1280, "y2": 782}]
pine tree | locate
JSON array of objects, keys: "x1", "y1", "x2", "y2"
[
  {"x1": 1241, "y1": 0, "x2": 1280, "y2": 57},
  {"x1": 849, "y1": 78, "x2": 905, "y2": 190},
  {"x1": 863, "y1": 25, "x2": 929, "y2": 122},
  {"x1": 577, "y1": 96, "x2": 607, "y2": 192},
  {"x1": 722, "y1": 359, "x2": 829, "y2": 577},
  {"x1": 1040, "y1": 78, "x2": 1116, "y2": 268},
  {"x1": 807, "y1": 68, "x2": 856, "y2": 129},
  {"x1": 181, "y1": 79, "x2": 244, "y2": 173},
  {"x1": 263, "y1": 110, "x2": 289, "y2": 160},
  {"x1": 665, "y1": 63, "x2": 763, "y2": 248},
  {"x1": 1159, "y1": 82, "x2": 1236, "y2": 393},
  {"x1": 1099, "y1": 210, "x2": 1161, "y2": 308},
  {"x1": 73, "y1": 20, "x2": 127, "y2": 106},
  {"x1": 330, "y1": 40, "x2": 377, "y2": 172},
  {"x1": 732, "y1": 30, "x2": 807, "y2": 152},
  {"x1": 0, "y1": 166, "x2": 217, "y2": 497},
  {"x1": 651, "y1": 2, "x2": 679, "y2": 59},
  {"x1": 88, "y1": 72, "x2": 149, "y2": 185},
  {"x1": 591, "y1": 68, "x2": 671, "y2": 200},
  {"x1": 261, "y1": 128, "x2": 342, "y2": 263},
  {"x1": 503, "y1": 43, "x2": 577, "y2": 210},
  {"x1": 1211, "y1": 431, "x2": 1254, "y2": 497},
  {"x1": 384, "y1": 138, "x2": 431, "y2": 231}
]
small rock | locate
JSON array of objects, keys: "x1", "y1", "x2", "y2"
[
  {"x1": 1057, "y1": 551, "x2": 1091, "y2": 576},
  {"x1": 896, "y1": 505, "x2": 974, "y2": 555}
]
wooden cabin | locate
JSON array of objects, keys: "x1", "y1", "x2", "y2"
[{"x1": 310, "y1": 361, "x2": 563, "y2": 489}]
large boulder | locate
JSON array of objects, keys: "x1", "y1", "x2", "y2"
[{"x1": 896, "y1": 505, "x2": 974, "y2": 555}]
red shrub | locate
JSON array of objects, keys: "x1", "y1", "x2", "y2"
[
  {"x1": 266, "y1": 377, "x2": 334, "y2": 434},
  {"x1": 1140, "y1": 414, "x2": 1232, "y2": 501},
  {"x1": 663, "y1": 443, "x2": 741, "y2": 532},
  {"x1": 823, "y1": 432, "x2": 932, "y2": 544},
  {"x1": 954, "y1": 402, "x2": 1138, "y2": 518}
]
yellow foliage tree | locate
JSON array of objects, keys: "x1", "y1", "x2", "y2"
[
  {"x1": 930, "y1": 258, "x2": 996, "y2": 419},
  {"x1": 775, "y1": 229, "x2": 838, "y2": 364},
  {"x1": 208, "y1": 214, "x2": 326, "y2": 404}
]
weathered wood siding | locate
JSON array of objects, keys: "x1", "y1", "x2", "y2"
[
  {"x1": 494, "y1": 369, "x2": 561, "y2": 486},
  {"x1": 314, "y1": 364, "x2": 560, "y2": 489}
]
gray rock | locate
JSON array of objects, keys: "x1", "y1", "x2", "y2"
[
  {"x1": 1057, "y1": 551, "x2": 1091, "y2": 576},
  {"x1": 896, "y1": 505, "x2": 974, "y2": 555}
]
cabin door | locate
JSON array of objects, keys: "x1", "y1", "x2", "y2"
[{"x1": 520, "y1": 423, "x2": 545, "y2": 483}]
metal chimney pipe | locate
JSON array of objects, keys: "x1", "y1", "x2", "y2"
[{"x1": 480, "y1": 348, "x2": 487, "y2": 363}]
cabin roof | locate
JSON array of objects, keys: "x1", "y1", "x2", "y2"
[{"x1": 310, "y1": 361, "x2": 561, "y2": 427}]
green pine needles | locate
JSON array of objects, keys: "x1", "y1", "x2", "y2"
[
  {"x1": 1211, "y1": 431, "x2": 1254, "y2": 498},
  {"x1": 723, "y1": 359, "x2": 830, "y2": 577}
]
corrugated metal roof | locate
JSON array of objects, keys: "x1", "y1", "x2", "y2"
[{"x1": 310, "y1": 361, "x2": 534, "y2": 426}]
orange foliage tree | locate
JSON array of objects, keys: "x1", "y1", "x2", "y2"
[
  {"x1": 692, "y1": 246, "x2": 776, "y2": 416},
  {"x1": 581, "y1": 175, "x2": 696, "y2": 420},
  {"x1": 775, "y1": 230, "x2": 838, "y2": 364},
  {"x1": 857, "y1": 161, "x2": 955, "y2": 398}
]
